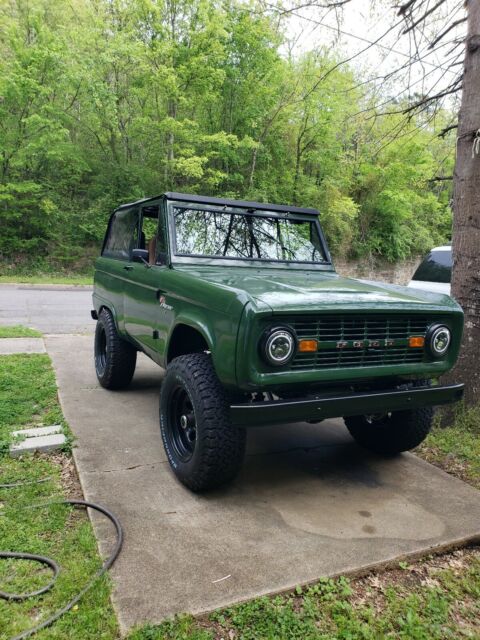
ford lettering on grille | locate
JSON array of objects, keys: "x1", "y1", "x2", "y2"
[{"x1": 337, "y1": 339, "x2": 396, "y2": 349}]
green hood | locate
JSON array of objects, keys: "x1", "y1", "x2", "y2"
[{"x1": 173, "y1": 265, "x2": 460, "y2": 314}]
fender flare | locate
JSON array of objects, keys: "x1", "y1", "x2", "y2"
[{"x1": 165, "y1": 315, "x2": 215, "y2": 364}]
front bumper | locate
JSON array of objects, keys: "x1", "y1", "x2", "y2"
[{"x1": 230, "y1": 383, "x2": 464, "y2": 427}]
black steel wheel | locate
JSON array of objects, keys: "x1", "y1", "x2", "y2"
[
  {"x1": 95, "y1": 322, "x2": 108, "y2": 377},
  {"x1": 166, "y1": 385, "x2": 197, "y2": 462},
  {"x1": 94, "y1": 308, "x2": 137, "y2": 390},
  {"x1": 160, "y1": 353, "x2": 246, "y2": 491}
]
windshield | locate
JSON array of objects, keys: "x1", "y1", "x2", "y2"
[{"x1": 172, "y1": 206, "x2": 328, "y2": 263}]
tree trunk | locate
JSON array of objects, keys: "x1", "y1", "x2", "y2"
[
  {"x1": 165, "y1": 99, "x2": 177, "y2": 187},
  {"x1": 167, "y1": 98, "x2": 176, "y2": 163},
  {"x1": 443, "y1": 0, "x2": 480, "y2": 408},
  {"x1": 248, "y1": 145, "x2": 259, "y2": 191}
]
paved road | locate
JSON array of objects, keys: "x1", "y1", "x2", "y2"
[{"x1": 0, "y1": 284, "x2": 94, "y2": 334}]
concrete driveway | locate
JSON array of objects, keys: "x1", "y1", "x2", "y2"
[
  {"x1": 5, "y1": 285, "x2": 480, "y2": 631},
  {"x1": 44, "y1": 331, "x2": 480, "y2": 633}
]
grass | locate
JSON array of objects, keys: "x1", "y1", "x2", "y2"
[
  {"x1": 418, "y1": 404, "x2": 480, "y2": 489},
  {"x1": 0, "y1": 274, "x2": 92, "y2": 285},
  {"x1": 0, "y1": 350, "x2": 118, "y2": 640},
  {"x1": 128, "y1": 549, "x2": 480, "y2": 639},
  {"x1": 0, "y1": 353, "x2": 66, "y2": 447},
  {"x1": 0, "y1": 457, "x2": 118, "y2": 640},
  {"x1": 0, "y1": 325, "x2": 42, "y2": 338},
  {"x1": 1, "y1": 341, "x2": 479, "y2": 639}
]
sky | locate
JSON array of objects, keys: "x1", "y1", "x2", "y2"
[{"x1": 275, "y1": 0, "x2": 466, "y2": 109}]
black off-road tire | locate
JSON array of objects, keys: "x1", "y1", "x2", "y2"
[
  {"x1": 94, "y1": 308, "x2": 137, "y2": 390},
  {"x1": 160, "y1": 353, "x2": 246, "y2": 491},
  {"x1": 344, "y1": 381, "x2": 434, "y2": 455}
]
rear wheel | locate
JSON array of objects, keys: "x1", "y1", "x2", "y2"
[
  {"x1": 160, "y1": 353, "x2": 246, "y2": 491},
  {"x1": 344, "y1": 381, "x2": 434, "y2": 454},
  {"x1": 94, "y1": 308, "x2": 137, "y2": 389}
]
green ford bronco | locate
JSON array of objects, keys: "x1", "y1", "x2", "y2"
[{"x1": 92, "y1": 192, "x2": 464, "y2": 491}]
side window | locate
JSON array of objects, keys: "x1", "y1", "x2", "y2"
[
  {"x1": 139, "y1": 203, "x2": 168, "y2": 265},
  {"x1": 103, "y1": 207, "x2": 139, "y2": 260},
  {"x1": 412, "y1": 250, "x2": 452, "y2": 284}
]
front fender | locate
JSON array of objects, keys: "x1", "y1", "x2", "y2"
[
  {"x1": 168, "y1": 313, "x2": 216, "y2": 353},
  {"x1": 166, "y1": 308, "x2": 240, "y2": 388}
]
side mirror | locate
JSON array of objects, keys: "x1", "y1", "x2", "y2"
[{"x1": 132, "y1": 248, "x2": 149, "y2": 264}]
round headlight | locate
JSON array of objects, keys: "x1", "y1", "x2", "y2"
[
  {"x1": 262, "y1": 327, "x2": 296, "y2": 366},
  {"x1": 428, "y1": 325, "x2": 451, "y2": 358}
]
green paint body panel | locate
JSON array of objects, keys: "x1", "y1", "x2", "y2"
[{"x1": 93, "y1": 193, "x2": 464, "y2": 422}]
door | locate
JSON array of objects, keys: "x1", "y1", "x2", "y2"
[
  {"x1": 123, "y1": 200, "x2": 171, "y2": 361},
  {"x1": 96, "y1": 205, "x2": 140, "y2": 333}
]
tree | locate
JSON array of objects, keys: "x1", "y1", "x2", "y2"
[
  {"x1": 395, "y1": 0, "x2": 479, "y2": 408},
  {"x1": 272, "y1": 0, "x2": 478, "y2": 408},
  {"x1": 444, "y1": 1, "x2": 480, "y2": 406},
  {"x1": 0, "y1": 0, "x2": 458, "y2": 276}
]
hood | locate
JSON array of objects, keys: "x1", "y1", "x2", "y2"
[{"x1": 173, "y1": 265, "x2": 460, "y2": 314}]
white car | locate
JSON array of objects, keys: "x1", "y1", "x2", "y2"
[{"x1": 407, "y1": 245, "x2": 452, "y2": 295}]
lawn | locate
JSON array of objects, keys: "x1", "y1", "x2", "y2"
[
  {"x1": 0, "y1": 353, "x2": 65, "y2": 446},
  {"x1": 1, "y1": 344, "x2": 479, "y2": 639},
  {"x1": 0, "y1": 456, "x2": 118, "y2": 640},
  {"x1": 0, "y1": 325, "x2": 42, "y2": 338},
  {"x1": 0, "y1": 352, "x2": 118, "y2": 640},
  {"x1": 0, "y1": 274, "x2": 93, "y2": 285}
]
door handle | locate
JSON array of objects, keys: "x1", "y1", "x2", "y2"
[{"x1": 124, "y1": 264, "x2": 134, "y2": 271}]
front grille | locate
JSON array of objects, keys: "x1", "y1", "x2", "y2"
[{"x1": 286, "y1": 315, "x2": 435, "y2": 370}]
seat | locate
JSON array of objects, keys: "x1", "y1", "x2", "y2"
[{"x1": 148, "y1": 237, "x2": 157, "y2": 265}]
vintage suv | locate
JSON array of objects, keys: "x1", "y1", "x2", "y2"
[{"x1": 92, "y1": 192, "x2": 464, "y2": 491}]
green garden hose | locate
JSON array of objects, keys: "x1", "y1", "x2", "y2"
[{"x1": 0, "y1": 480, "x2": 123, "y2": 640}]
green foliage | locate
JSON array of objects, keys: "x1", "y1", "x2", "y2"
[
  {"x1": 351, "y1": 128, "x2": 453, "y2": 260},
  {"x1": 0, "y1": 0, "x2": 455, "y2": 270},
  {"x1": 128, "y1": 616, "x2": 212, "y2": 640}
]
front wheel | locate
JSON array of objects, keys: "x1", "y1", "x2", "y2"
[
  {"x1": 160, "y1": 353, "x2": 246, "y2": 491},
  {"x1": 344, "y1": 381, "x2": 434, "y2": 454}
]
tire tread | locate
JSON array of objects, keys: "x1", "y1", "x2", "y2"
[
  {"x1": 95, "y1": 308, "x2": 137, "y2": 390},
  {"x1": 160, "y1": 353, "x2": 246, "y2": 491}
]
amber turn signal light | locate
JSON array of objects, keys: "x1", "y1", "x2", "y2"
[
  {"x1": 408, "y1": 336, "x2": 425, "y2": 348},
  {"x1": 298, "y1": 339, "x2": 318, "y2": 352}
]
